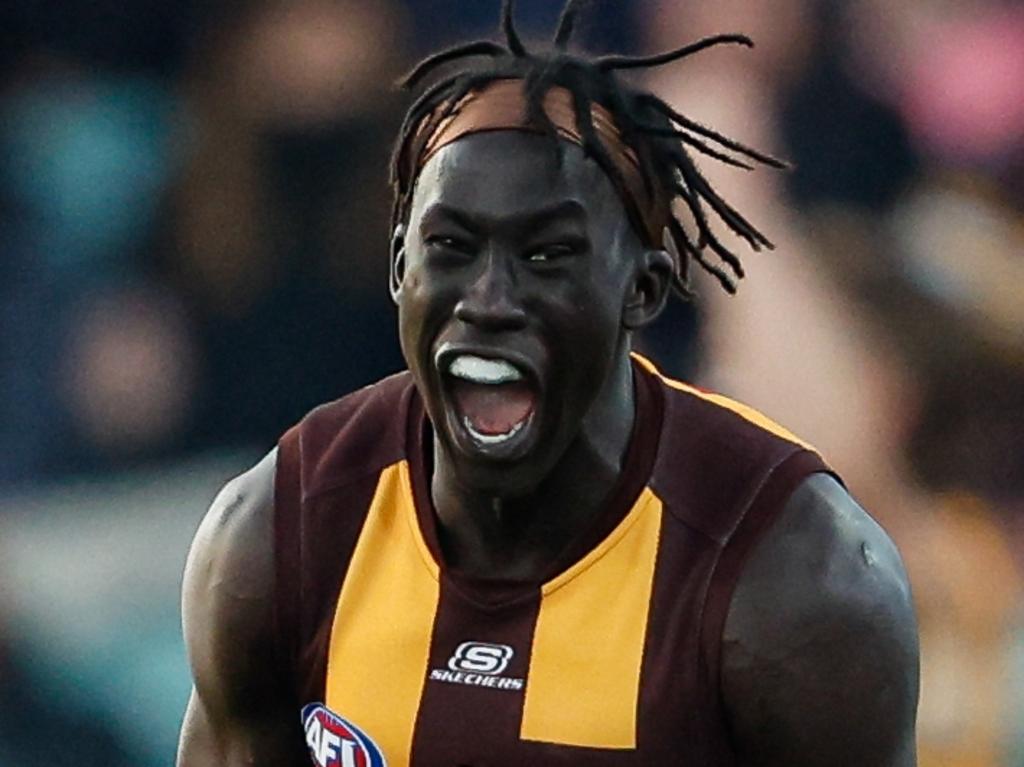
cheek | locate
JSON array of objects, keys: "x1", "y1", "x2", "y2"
[
  {"x1": 396, "y1": 275, "x2": 429, "y2": 357},
  {"x1": 397, "y1": 268, "x2": 453, "y2": 364},
  {"x1": 562, "y1": 278, "x2": 628, "y2": 344},
  {"x1": 544, "y1": 287, "x2": 625, "y2": 384}
]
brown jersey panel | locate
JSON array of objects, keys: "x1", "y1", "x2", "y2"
[
  {"x1": 410, "y1": 579, "x2": 541, "y2": 767},
  {"x1": 637, "y1": 352, "x2": 822, "y2": 546},
  {"x1": 631, "y1": 356, "x2": 831, "y2": 764},
  {"x1": 297, "y1": 371, "x2": 414, "y2": 498},
  {"x1": 633, "y1": 507, "x2": 726, "y2": 764},
  {"x1": 649, "y1": 385, "x2": 806, "y2": 543},
  {"x1": 698, "y1": 448, "x2": 833, "y2": 728},
  {"x1": 275, "y1": 372, "x2": 420, "y2": 705},
  {"x1": 274, "y1": 425, "x2": 304, "y2": 688},
  {"x1": 291, "y1": 472, "x2": 399, "y2": 704}
]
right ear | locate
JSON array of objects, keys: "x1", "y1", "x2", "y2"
[{"x1": 390, "y1": 224, "x2": 407, "y2": 305}]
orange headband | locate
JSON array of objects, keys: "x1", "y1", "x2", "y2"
[{"x1": 408, "y1": 79, "x2": 669, "y2": 246}]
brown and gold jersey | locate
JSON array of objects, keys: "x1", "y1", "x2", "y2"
[{"x1": 274, "y1": 355, "x2": 830, "y2": 767}]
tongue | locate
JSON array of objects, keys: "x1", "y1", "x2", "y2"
[{"x1": 452, "y1": 380, "x2": 536, "y2": 436}]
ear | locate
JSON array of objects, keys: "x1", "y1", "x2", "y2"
[
  {"x1": 623, "y1": 248, "x2": 674, "y2": 330},
  {"x1": 389, "y1": 224, "x2": 407, "y2": 305}
]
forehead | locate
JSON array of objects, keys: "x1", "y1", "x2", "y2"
[{"x1": 408, "y1": 131, "x2": 627, "y2": 227}]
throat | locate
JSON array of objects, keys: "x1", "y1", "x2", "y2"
[
  {"x1": 429, "y1": 438, "x2": 629, "y2": 582},
  {"x1": 435, "y1": 492, "x2": 564, "y2": 582}
]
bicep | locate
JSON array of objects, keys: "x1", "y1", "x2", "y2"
[
  {"x1": 177, "y1": 451, "x2": 308, "y2": 767},
  {"x1": 722, "y1": 473, "x2": 919, "y2": 767},
  {"x1": 177, "y1": 686, "x2": 307, "y2": 767},
  {"x1": 177, "y1": 690, "x2": 220, "y2": 767}
]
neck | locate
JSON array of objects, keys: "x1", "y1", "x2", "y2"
[{"x1": 431, "y1": 352, "x2": 637, "y2": 582}]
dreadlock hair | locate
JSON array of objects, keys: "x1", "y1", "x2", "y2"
[{"x1": 390, "y1": 0, "x2": 787, "y2": 296}]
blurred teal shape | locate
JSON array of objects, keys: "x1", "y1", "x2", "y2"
[
  {"x1": 1, "y1": 74, "x2": 186, "y2": 274},
  {"x1": 12, "y1": 615, "x2": 187, "y2": 767},
  {"x1": 0, "y1": 451, "x2": 259, "y2": 766}
]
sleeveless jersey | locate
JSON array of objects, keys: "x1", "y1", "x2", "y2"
[{"x1": 274, "y1": 354, "x2": 830, "y2": 767}]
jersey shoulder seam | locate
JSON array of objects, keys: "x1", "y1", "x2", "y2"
[{"x1": 633, "y1": 352, "x2": 818, "y2": 453}]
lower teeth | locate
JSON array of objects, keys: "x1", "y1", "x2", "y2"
[{"x1": 463, "y1": 416, "x2": 526, "y2": 445}]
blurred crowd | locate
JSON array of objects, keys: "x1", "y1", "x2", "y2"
[{"x1": 0, "y1": 0, "x2": 1020, "y2": 764}]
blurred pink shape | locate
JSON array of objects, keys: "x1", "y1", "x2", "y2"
[
  {"x1": 63, "y1": 285, "x2": 196, "y2": 454},
  {"x1": 903, "y1": 8, "x2": 1024, "y2": 161}
]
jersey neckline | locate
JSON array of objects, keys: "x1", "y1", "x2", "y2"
[{"x1": 402, "y1": 354, "x2": 666, "y2": 609}]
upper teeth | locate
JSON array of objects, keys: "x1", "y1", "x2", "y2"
[{"x1": 449, "y1": 354, "x2": 523, "y2": 384}]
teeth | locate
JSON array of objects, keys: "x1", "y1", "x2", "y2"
[
  {"x1": 463, "y1": 416, "x2": 526, "y2": 444},
  {"x1": 449, "y1": 354, "x2": 523, "y2": 384}
]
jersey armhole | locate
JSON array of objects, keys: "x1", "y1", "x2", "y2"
[
  {"x1": 273, "y1": 426, "x2": 303, "y2": 693},
  {"x1": 698, "y1": 449, "x2": 835, "y2": 743}
]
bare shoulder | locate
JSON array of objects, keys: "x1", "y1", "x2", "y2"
[
  {"x1": 179, "y1": 449, "x2": 307, "y2": 766},
  {"x1": 722, "y1": 473, "x2": 920, "y2": 767},
  {"x1": 182, "y1": 448, "x2": 279, "y2": 701}
]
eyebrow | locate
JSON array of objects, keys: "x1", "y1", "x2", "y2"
[{"x1": 419, "y1": 200, "x2": 587, "y2": 234}]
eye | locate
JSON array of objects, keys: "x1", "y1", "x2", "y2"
[
  {"x1": 525, "y1": 242, "x2": 581, "y2": 264},
  {"x1": 426, "y1": 235, "x2": 474, "y2": 256}
]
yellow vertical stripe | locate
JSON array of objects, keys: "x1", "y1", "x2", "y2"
[
  {"x1": 521, "y1": 488, "x2": 663, "y2": 749},
  {"x1": 325, "y1": 461, "x2": 440, "y2": 767},
  {"x1": 631, "y1": 352, "x2": 817, "y2": 451}
]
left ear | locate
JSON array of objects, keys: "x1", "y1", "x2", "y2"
[{"x1": 623, "y1": 248, "x2": 674, "y2": 330}]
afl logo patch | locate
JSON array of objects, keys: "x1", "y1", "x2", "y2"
[{"x1": 301, "y1": 703, "x2": 386, "y2": 767}]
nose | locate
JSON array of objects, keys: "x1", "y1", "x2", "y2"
[{"x1": 453, "y1": 253, "x2": 528, "y2": 332}]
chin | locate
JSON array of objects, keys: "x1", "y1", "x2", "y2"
[{"x1": 434, "y1": 407, "x2": 567, "y2": 499}]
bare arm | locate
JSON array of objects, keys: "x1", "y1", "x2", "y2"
[
  {"x1": 177, "y1": 449, "x2": 309, "y2": 767},
  {"x1": 723, "y1": 473, "x2": 920, "y2": 767}
]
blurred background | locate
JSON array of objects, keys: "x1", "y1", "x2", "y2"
[{"x1": 0, "y1": 0, "x2": 1020, "y2": 764}]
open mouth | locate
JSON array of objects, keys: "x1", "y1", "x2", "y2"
[{"x1": 441, "y1": 353, "x2": 539, "y2": 450}]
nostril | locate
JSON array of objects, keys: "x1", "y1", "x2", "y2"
[{"x1": 454, "y1": 296, "x2": 527, "y2": 331}]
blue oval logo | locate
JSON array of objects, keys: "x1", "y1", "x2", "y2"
[{"x1": 301, "y1": 703, "x2": 387, "y2": 767}]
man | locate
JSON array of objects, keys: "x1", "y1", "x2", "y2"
[{"x1": 178, "y1": 2, "x2": 919, "y2": 765}]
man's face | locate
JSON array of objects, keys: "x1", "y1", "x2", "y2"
[{"x1": 396, "y1": 131, "x2": 649, "y2": 496}]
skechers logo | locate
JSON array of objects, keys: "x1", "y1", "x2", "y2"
[
  {"x1": 429, "y1": 641, "x2": 524, "y2": 691},
  {"x1": 301, "y1": 703, "x2": 386, "y2": 767},
  {"x1": 448, "y1": 641, "x2": 513, "y2": 675}
]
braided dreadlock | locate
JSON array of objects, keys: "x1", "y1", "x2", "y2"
[{"x1": 390, "y1": 0, "x2": 786, "y2": 295}]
